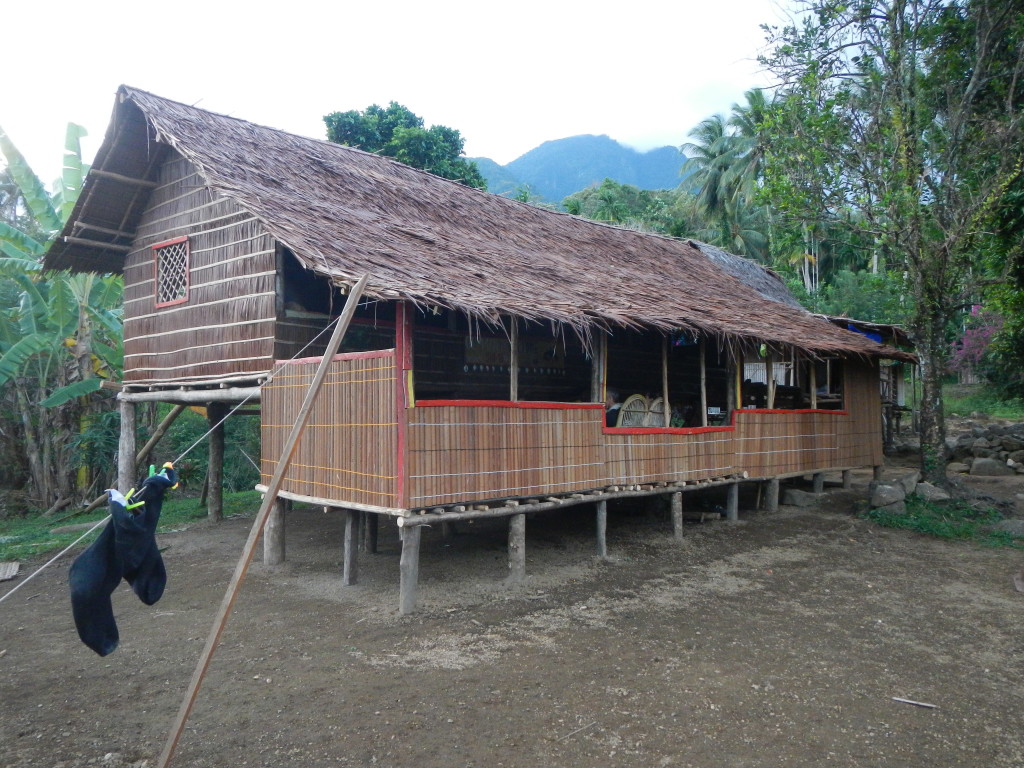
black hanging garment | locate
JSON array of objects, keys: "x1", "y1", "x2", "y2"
[{"x1": 69, "y1": 468, "x2": 178, "y2": 656}]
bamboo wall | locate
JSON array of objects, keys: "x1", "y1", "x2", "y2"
[
  {"x1": 603, "y1": 428, "x2": 737, "y2": 486},
  {"x1": 261, "y1": 350, "x2": 400, "y2": 510},
  {"x1": 260, "y1": 353, "x2": 884, "y2": 512},
  {"x1": 406, "y1": 403, "x2": 606, "y2": 507},
  {"x1": 122, "y1": 152, "x2": 278, "y2": 384}
]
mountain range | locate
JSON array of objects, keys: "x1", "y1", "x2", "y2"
[{"x1": 468, "y1": 134, "x2": 689, "y2": 203}]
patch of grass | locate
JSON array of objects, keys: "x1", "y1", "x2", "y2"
[
  {"x1": 943, "y1": 383, "x2": 1024, "y2": 420},
  {"x1": 0, "y1": 490, "x2": 261, "y2": 563},
  {"x1": 864, "y1": 495, "x2": 1023, "y2": 548}
]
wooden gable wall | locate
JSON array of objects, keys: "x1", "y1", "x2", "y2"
[{"x1": 122, "y1": 152, "x2": 279, "y2": 385}]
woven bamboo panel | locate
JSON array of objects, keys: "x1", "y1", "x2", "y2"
[
  {"x1": 733, "y1": 410, "x2": 841, "y2": 477},
  {"x1": 406, "y1": 405, "x2": 606, "y2": 507},
  {"x1": 839, "y1": 359, "x2": 885, "y2": 467},
  {"x1": 122, "y1": 154, "x2": 277, "y2": 383},
  {"x1": 603, "y1": 430, "x2": 737, "y2": 486},
  {"x1": 261, "y1": 351, "x2": 399, "y2": 508}
]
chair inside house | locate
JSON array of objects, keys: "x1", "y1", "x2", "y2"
[{"x1": 617, "y1": 394, "x2": 650, "y2": 427}]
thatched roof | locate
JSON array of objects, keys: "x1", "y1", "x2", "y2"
[
  {"x1": 46, "y1": 86, "x2": 910, "y2": 361},
  {"x1": 691, "y1": 241, "x2": 804, "y2": 309}
]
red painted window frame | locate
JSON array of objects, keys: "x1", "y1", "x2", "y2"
[{"x1": 153, "y1": 235, "x2": 191, "y2": 308}]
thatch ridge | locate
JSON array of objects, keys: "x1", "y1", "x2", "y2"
[{"x1": 47, "y1": 86, "x2": 910, "y2": 361}]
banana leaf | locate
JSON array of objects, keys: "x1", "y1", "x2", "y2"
[
  {"x1": 40, "y1": 377, "x2": 103, "y2": 408},
  {"x1": 0, "y1": 332, "x2": 51, "y2": 386},
  {"x1": 0, "y1": 221, "x2": 45, "y2": 258},
  {"x1": 0, "y1": 124, "x2": 62, "y2": 234}
]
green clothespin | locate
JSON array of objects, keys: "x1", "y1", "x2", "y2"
[{"x1": 148, "y1": 464, "x2": 156, "y2": 477}]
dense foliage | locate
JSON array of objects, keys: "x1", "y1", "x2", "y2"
[{"x1": 324, "y1": 102, "x2": 486, "y2": 189}]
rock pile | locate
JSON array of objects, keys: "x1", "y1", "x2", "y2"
[
  {"x1": 946, "y1": 421, "x2": 1024, "y2": 476},
  {"x1": 867, "y1": 469, "x2": 951, "y2": 515}
]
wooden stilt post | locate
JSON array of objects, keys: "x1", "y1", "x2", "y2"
[
  {"x1": 263, "y1": 497, "x2": 286, "y2": 565},
  {"x1": 342, "y1": 508, "x2": 360, "y2": 586},
  {"x1": 507, "y1": 513, "x2": 526, "y2": 584},
  {"x1": 812, "y1": 472, "x2": 825, "y2": 494},
  {"x1": 842, "y1": 470, "x2": 852, "y2": 489},
  {"x1": 873, "y1": 465, "x2": 884, "y2": 481},
  {"x1": 764, "y1": 478, "x2": 780, "y2": 513},
  {"x1": 117, "y1": 398, "x2": 137, "y2": 493},
  {"x1": 364, "y1": 513, "x2": 379, "y2": 554},
  {"x1": 726, "y1": 482, "x2": 739, "y2": 521},
  {"x1": 399, "y1": 523, "x2": 421, "y2": 615},
  {"x1": 671, "y1": 492, "x2": 683, "y2": 541},
  {"x1": 155, "y1": 274, "x2": 368, "y2": 768},
  {"x1": 207, "y1": 403, "x2": 226, "y2": 522},
  {"x1": 596, "y1": 500, "x2": 608, "y2": 559}
]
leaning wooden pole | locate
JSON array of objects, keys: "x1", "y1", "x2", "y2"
[{"x1": 156, "y1": 274, "x2": 369, "y2": 768}]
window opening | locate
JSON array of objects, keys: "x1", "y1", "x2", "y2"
[{"x1": 154, "y1": 236, "x2": 190, "y2": 307}]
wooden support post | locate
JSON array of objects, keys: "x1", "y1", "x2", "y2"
[
  {"x1": 763, "y1": 478, "x2": 780, "y2": 513},
  {"x1": 726, "y1": 482, "x2": 739, "y2": 521},
  {"x1": 873, "y1": 465, "x2": 884, "y2": 481},
  {"x1": 510, "y1": 318, "x2": 519, "y2": 402},
  {"x1": 671, "y1": 492, "x2": 683, "y2": 542},
  {"x1": 662, "y1": 335, "x2": 671, "y2": 427},
  {"x1": 591, "y1": 333, "x2": 607, "y2": 403},
  {"x1": 342, "y1": 508, "x2": 360, "y2": 586},
  {"x1": 735, "y1": 349, "x2": 744, "y2": 410},
  {"x1": 399, "y1": 523, "x2": 421, "y2": 615},
  {"x1": 263, "y1": 497, "x2": 286, "y2": 565},
  {"x1": 766, "y1": 356, "x2": 776, "y2": 408},
  {"x1": 810, "y1": 362, "x2": 818, "y2": 409},
  {"x1": 364, "y1": 513, "x2": 379, "y2": 554},
  {"x1": 699, "y1": 339, "x2": 708, "y2": 427},
  {"x1": 155, "y1": 273, "x2": 368, "y2": 768},
  {"x1": 507, "y1": 513, "x2": 526, "y2": 584},
  {"x1": 117, "y1": 398, "x2": 137, "y2": 493},
  {"x1": 137, "y1": 404, "x2": 187, "y2": 469},
  {"x1": 812, "y1": 472, "x2": 825, "y2": 494},
  {"x1": 842, "y1": 470, "x2": 852, "y2": 489},
  {"x1": 596, "y1": 500, "x2": 608, "y2": 559},
  {"x1": 207, "y1": 403, "x2": 226, "y2": 522}
]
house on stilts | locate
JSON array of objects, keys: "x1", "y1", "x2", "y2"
[{"x1": 45, "y1": 87, "x2": 915, "y2": 612}]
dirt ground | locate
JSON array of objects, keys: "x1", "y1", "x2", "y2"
[{"x1": 2, "y1": 456, "x2": 1023, "y2": 768}]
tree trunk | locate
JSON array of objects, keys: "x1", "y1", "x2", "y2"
[{"x1": 913, "y1": 310, "x2": 949, "y2": 485}]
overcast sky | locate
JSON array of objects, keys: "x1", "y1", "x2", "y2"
[{"x1": 3, "y1": 0, "x2": 794, "y2": 186}]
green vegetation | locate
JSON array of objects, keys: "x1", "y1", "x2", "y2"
[
  {"x1": 864, "y1": 495, "x2": 1022, "y2": 548},
  {"x1": 0, "y1": 490, "x2": 262, "y2": 563},
  {"x1": 943, "y1": 383, "x2": 1024, "y2": 421},
  {"x1": 324, "y1": 101, "x2": 486, "y2": 189}
]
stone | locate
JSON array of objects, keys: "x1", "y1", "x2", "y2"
[
  {"x1": 992, "y1": 519, "x2": 1024, "y2": 537},
  {"x1": 1000, "y1": 436, "x2": 1024, "y2": 453},
  {"x1": 970, "y1": 457, "x2": 1015, "y2": 476},
  {"x1": 781, "y1": 488, "x2": 820, "y2": 507},
  {"x1": 1008, "y1": 450, "x2": 1024, "y2": 464},
  {"x1": 971, "y1": 446, "x2": 999, "y2": 459},
  {"x1": 915, "y1": 482, "x2": 951, "y2": 502},
  {"x1": 946, "y1": 462, "x2": 971, "y2": 474},
  {"x1": 876, "y1": 500, "x2": 907, "y2": 516},
  {"x1": 898, "y1": 470, "x2": 921, "y2": 496},
  {"x1": 870, "y1": 483, "x2": 905, "y2": 507}
]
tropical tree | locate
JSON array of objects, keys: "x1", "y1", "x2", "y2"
[
  {"x1": 759, "y1": 0, "x2": 1024, "y2": 482},
  {"x1": 323, "y1": 102, "x2": 487, "y2": 189},
  {"x1": 0, "y1": 123, "x2": 124, "y2": 508}
]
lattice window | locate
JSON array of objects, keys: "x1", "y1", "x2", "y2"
[{"x1": 153, "y1": 236, "x2": 190, "y2": 307}]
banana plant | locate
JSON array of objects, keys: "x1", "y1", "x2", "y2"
[{"x1": 0, "y1": 122, "x2": 125, "y2": 505}]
